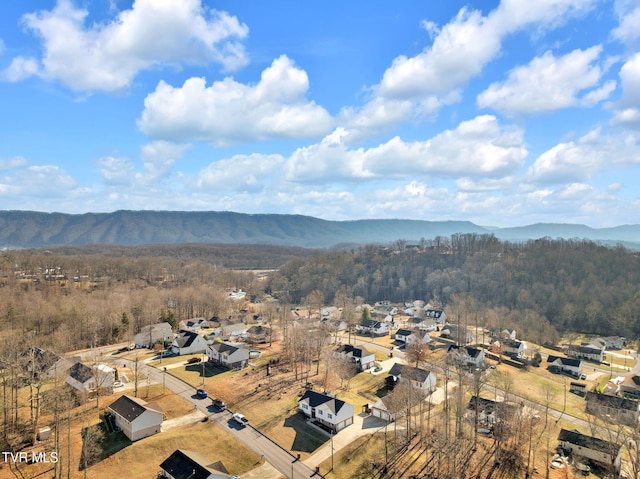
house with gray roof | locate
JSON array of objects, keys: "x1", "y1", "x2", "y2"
[
  {"x1": 355, "y1": 319, "x2": 390, "y2": 336},
  {"x1": 387, "y1": 363, "x2": 436, "y2": 391},
  {"x1": 558, "y1": 429, "x2": 622, "y2": 474},
  {"x1": 566, "y1": 343, "x2": 604, "y2": 363},
  {"x1": 109, "y1": 395, "x2": 164, "y2": 441},
  {"x1": 65, "y1": 362, "x2": 114, "y2": 395},
  {"x1": 585, "y1": 391, "x2": 640, "y2": 425},
  {"x1": 135, "y1": 322, "x2": 173, "y2": 349},
  {"x1": 207, "y1": 342, "x2": 249, "y2": 369},
  {"x1": 298, "y1": 390, "x2": 354, "y2": 433}
]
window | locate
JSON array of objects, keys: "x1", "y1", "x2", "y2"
[
  {"x1": 318, "y1": 410, "x2": 323, "y2": 415},
  {"x1": 328, "y1": 413, "x2": 332, "y2": 419}
]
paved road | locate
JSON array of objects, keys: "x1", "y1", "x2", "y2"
[{"x1": 110, "y1": 357, "x2": 316, "y2": 479}]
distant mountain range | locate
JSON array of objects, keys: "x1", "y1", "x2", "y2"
[{"x1": 1, "y1": 210, "x2": 639, "y2": 250}]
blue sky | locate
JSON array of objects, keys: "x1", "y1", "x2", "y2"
[{"x1": 1, "y1": 0, "x2": 640, "y2": 227}]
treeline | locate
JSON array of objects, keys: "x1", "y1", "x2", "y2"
[{"x1": 266, "y1": 235, "x2": 640, "y2": 339}]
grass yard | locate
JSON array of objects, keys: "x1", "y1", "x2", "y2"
[
  {"x1": 485, "y1": 364, "x2": 592, "y2": 419},
  {"x1": 88, "y1": 419, "x2": 260, "y2": 478}
]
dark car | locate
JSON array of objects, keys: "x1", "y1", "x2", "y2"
[
  {"x1": 196, "y1": 388, "x2": 208, "y2": 399},
  {"x1": 187, "y1": 357, "x2": 202, "y2": 364},
  {"x1": 212, "y1": 399, "x2": 226, "y2": 411}
]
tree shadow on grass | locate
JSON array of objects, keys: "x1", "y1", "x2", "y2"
[
  {"x1": 185, "y1": 363, "x2": 226, "y2": 378},
  {"x1": 283, "y1": 413, "x2": 328, "y2": 454}
]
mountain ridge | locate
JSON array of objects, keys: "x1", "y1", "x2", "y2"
[{"x1": 1, "y1": 210, "x2": 639, "y2": 249}]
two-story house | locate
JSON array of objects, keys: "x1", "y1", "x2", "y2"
[
  {"x1": 558, "y1": 429, "x2": 622, "y2": 474},
  {"x1": 207, "y1": 342, "x2": 249, "y2": 369},
  {"x1": 355, "y1": 319, "x2": 390, "y2": 337},
  {"x1": 585, "y1": 391, "x2": 640, "y2": 425},
  {"x1": 334, "y1": 344, "x2": 375, "y2": 371},
  {"x1": 298, "y1": 390, "x2": 354, "y2": 433}
]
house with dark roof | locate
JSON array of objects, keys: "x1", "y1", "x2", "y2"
[
  {"x1": 424, "y1": 309, "x2": 446, "y2": 324},
  {"x1": 585, "y1": 391, "x2": 640, "y2": 425},
  {"x1": 547, "y1": 355, "x2": 583, "y2": 377},
  {"x1": 566, "y1": 344, "x2": 604, "y2": 363},
  {"x1": 298, "y1": 390, "x2": 354, "y2": 433},
  {"x1": 355, "y1": 319, "x2": 390, "y2": 336},
  {"x1": 395, "y1": 328, "x2": 431, "y2": 346},
  {"x1": 178, "y1": 318, "x2": 209, "y2": 332},
  {"x1": 109, "y1": 395, "x2": 164, "y2": 441},
  {"x1": 502, "y1": 339, "x2": 526, "y2": 358},
  {"x1": 558, "y1": 429, "x2": 622, "y2": 473},
  {"x1": 207, "y1": 342, "x2": 249, "y2": 369},
  {"x1": 387, "y1": 363, "x2": 436, "y2": 391},
  {"x1": 65, "y1": 362, "x2": 114, "y2": 395},
  {"x1": 446, "y1": 345, "x2": 485, "y2": 367},
  {"x1": 159, "y1": 449, "x2": 232, "y2": 479},
  {"x1": 334, "y1": 344, "x2": 375, "y2": 371},
  {"x1": 20, "y1": 347, "x2": 71, "y2": 380},
  {"x1": 171, "y1": 331, "x2": 207, "y2": 356}
]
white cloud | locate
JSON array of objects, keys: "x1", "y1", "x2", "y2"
[
  {"x1": 527, "y1": 128, "x2": 640, "y2": 183},
  {"x1": 612, "y1": 1, "x2": 640, "y2": 45},
  {"x1": 377, "y1": 0, "x2": 597, "y2": 101},
  {"x1": 286, "y1": 115, "x2": 527, "y2": 183},
  {"x1": 96, "y1": 156, "x2": 136, "y2": 186},
  {"x1": 477, "y1": 47, "x2": 615, "y2": 115},
  {"x1": 195, "y1": 153, "x2": 285, "y2": 192},
  {"x1": 611, "y1": 53, "x2": 640, "y2": 128},
  {"x1": 0, "y1": 56, "x2": 40, "y2": 82},
  {"x1": 0, "y1": 156, "x2": 28, "y2": 170},
  {"x1": 139, "y1": 141, "x2": 190, "y2": 182},
  {"x1": 0, "y1": 165, "x2": 76, "y2": 197},
  {"x1": 138, "y1": 55, "x2": 333, "y2": 145},
  {"x1": 2, "y1": 0, "x2": 248, "y2": 92}
]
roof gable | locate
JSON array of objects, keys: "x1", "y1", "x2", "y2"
[{"x1": 109, "y1": 395, "x2": 163, "y2": 421}]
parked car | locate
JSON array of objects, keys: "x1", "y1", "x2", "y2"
[
  {"x1": 187, "y1": 357, "x2": 202, "y2": 364},
  {"x1": 232, "y1": 413, "x2": 249, "y2": 427},
  {"x1": 196, "y1": 388, "x2": 208, "y2": 399},
  {"x1": 160, "y1": 351, "x2": 175, "y2": 358},
  {"x1": 212, "y1": 399, "x2": 226, "y2": 411},
  {"x1": 113, "y1": 381, "x2": 124, "y2": 388}
]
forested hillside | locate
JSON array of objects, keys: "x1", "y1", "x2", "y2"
[{"x1": 266, "y1": 235, "x2": 640, "y2": 341}]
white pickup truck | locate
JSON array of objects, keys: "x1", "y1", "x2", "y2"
[{"x1": 231, "y1": 413, "x2": 249, "y2": 427}]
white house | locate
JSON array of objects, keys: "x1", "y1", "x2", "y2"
[
  {"x1": 387, "y1": 363, "x2": 436, "y2": 391},
  {"x1": 566, "y1": 344, "x2": 605, "y2": 363},
  {"x1": 356, "y1": 319, "x2": 390, "y2": 337},
  {"x1": 558, "y1": 429, "x2": 622, "y2": 474},
  {"x1": 135, "y1": 322, "x2": 174, "y2": 349},
  {"x1": 447, "y1": 345, "x2": 485, "y2": 367},
  {"x1": 65, "y1": 362, "x2": 115, "y2": 395},
  {"x1": 503, "y1": 339, "x2": 526, "y2": 358},
  {"x1": 298, "y1": 390, "x2": 354, "y2": 433},
  {"x1": 371, "y1": 396, "x2": 400, "y2": 422},
  {"x1": 407, "y1": 317, "x2": 437, "y2": 332},
  {"x1": 424, "y1": 309, "x2": 446, "y2": 324},
  {"x1": 334, "y1": 344, "x2": 375, "y2": 371},
  {"x1": 207, "y1": 342, "x2": 249, "y2": 369},
  {"x1": 109, "y1": 395, "x2": 164, "y2": 441},
  {"x1": 178, "y1": 318, "x2": 209, "y2": 332},
  {"x1": 159, "y1": 449, "x2": 232, "y2": 479},
  {"x1": 547, "y1": 355, "x2": 583, "y2": 377},
  {"x1": 171, "y1": 331, "x2": 208, "y2": 356}
]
